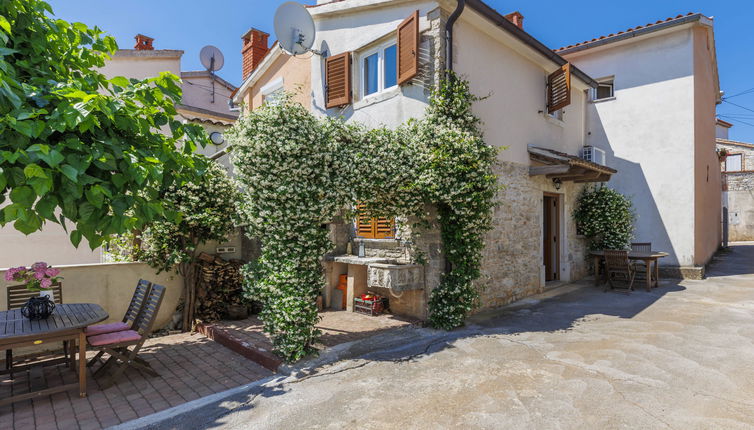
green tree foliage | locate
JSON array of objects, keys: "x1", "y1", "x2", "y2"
[
  {"x1": 0, "y1": 0, "x2": 209, "y2": 248},
  {"x1": 573, "y1": 185, "x2": 635, "y2": 251},
  {"x1": 136, "y1": 162, "x2": 240, "y2": 329}
]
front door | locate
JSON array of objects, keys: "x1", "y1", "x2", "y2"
[{"x1": 543, "y1": 193, "x2": 561, "y2": 282}]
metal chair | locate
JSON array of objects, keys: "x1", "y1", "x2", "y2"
[
  {"x1": 603, "y1": 250, "x2": 636, "y2": 293},
  {"x1": 87, "y1": 284, "x2": 166, "y2": 388}
]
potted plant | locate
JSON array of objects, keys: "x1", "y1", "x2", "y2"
[
  {"x1": 717, "y1": 148, "x2": 729, "y2": 162},
  {"x1": 4, "y1": 262, "x2": 63, "y2": 320}
]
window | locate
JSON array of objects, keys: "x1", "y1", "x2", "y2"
[
  {"x1": 725, "y1": 153, "x2": 743, "y2": 172},
  {"x1": 355, "y1": 203, "x2": 395, "y2": 239},
  {"x1": 360, "y1": 42, "x2": 398, "y2": 98},
  {"x1": 261, "y1": 77, "x2": 284, "y2": 105},
  {"x1": 592, "y1": 79, "x2": 614, "y2": 101}
]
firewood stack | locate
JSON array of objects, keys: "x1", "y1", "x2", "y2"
[{"x1": 194, "y1": 252, "x2": 247, "y2": 323}]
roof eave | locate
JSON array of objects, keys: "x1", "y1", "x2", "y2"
[{"x1": 232, "y1": 43, "x2": 283, "y2": 104}]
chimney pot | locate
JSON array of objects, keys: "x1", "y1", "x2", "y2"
[
  {"x1": 134, "y1": 34, "x2": 155, "y2": 51},
  {"x1": 241, "y1": 28, "x2": 270, "y2": 80},
  {"x1": 504, "y1": 12, "x2": 524, "y2": 30}
]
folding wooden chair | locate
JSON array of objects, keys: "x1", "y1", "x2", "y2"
[
  {"x1": 5, "y1": 283, "x2": 65, "y2": 376},
  {"x1": 87, "y1": 284, "x2": 166, "y2": 388},
  {"x1": 603, "y1": 250, "x2": 636, "y2": 293},
  {"x1": 631, "y1": 242, "x2": 652, "y2": 280},
  {"x1": 86, "y1": 279, "x2": 151, "y2": 367}
]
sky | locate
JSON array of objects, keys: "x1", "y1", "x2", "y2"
[{"x1": 47, "y1": 0, "x2": 754, "y2": 142}]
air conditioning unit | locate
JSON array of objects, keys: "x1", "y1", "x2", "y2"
[{"x1": 581, "y1": 146, "x2": 606, "y2": 166}]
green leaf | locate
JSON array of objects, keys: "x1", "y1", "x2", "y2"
[
  {"x1": 108, "y1": 76, "x2": 129, "y2": 87},
  {"x1": 23, "y1": 164, "x2": 47, "y2": 179},
  {"x1": 85, "y1": 186, "x2": 104, "y2": 208},
  {"x1": 60, "y1": 164, "x2": 79, "y2": 182},
  {"x1": 36, "y1": 194, "x2": 58, "y2": 221},
  {"x1": 0, "y1": 168, "x2": 6, "y2": 191},
  {"x1": 10, "y1": 186, "x2": 35, "y2": 207},
  {"x1": 39, "y1": 150, "x2": 65, "y2": 167},
  {"x1": 79, "y1": 201, "x2": 96, "y2": 220},
  {"x1": 14, "y1": 213, "x2": 42, "y2": 235},
  {"x1": 28, "y1": 176, "x2": 52, "y2": 196},
  {"x1": 70, "y1": 230, "x2": 82, "y2": 247},
  {"x1": 0, "y1": 15, "x2": 11, "y2": 34}
]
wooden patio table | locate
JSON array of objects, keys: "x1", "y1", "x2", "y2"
[
  {"x1": 591, "y1": 250, "x2": 669, "y2": 292},
  {"x1": 0, "y1": 303, "x2": 108, "y2": 406}
]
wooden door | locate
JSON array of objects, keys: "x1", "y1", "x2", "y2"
[{"x1": 543, "y1": 194, "x2": 561, "y2": 281}]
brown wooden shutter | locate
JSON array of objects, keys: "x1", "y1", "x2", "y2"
[
  {"x1": 325, "y1": 52, "x2": 352, "y2": 108},
  {"x1": 355, "y1": 203, "x2": 395, "y2": 239},
  {"x1": 397, "y1": 10, "x2": 419, "y2": 86},
  {"x1": 547, "y1": 63, "x2": 571, "y2": 114}
]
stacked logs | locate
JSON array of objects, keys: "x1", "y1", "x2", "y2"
[{"x1": 194, "y1": 253, "x2": 247, "y2": 323}]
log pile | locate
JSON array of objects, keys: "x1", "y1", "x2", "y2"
[{"x1": 194, "y1": 252, "x2": 247, "y2": 323}]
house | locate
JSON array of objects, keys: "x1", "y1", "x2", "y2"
[
  {"x1": 558, "y1": 13, "x2": 722, "y2": 279},
  {"x1": 0, "y1": 34, "x2": 242, "y2": 268},
  {"x1": 717, "y1": 120, "x2": 754, "y2": 241},
  {"x1": 233, "y1": 2, "x2": 723, "y2": 321}
]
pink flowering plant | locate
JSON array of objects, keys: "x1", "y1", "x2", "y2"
[{"x1": 4, "y1": 262, "x2": 62, "y2": 292}]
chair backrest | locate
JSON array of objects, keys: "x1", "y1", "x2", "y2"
[
  {"x1": 604, "y1": 250, "x2": 631, "y2": 274},
  {"x1": 123, "y1": 280, "x2": 152, "y2": 325},
  {"x1": 7, "y1": 283, "x2": 63, "y2": 310},
  {"x1": 631, "y1": 242, "x2": 652, "y2": 253},
  {"x1": 132, "y1": 284, "x2": 166, "y2": 336}
]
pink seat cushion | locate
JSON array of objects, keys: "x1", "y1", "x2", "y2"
[
  {"x1": 86, "y1": 322, "x2": 130, "y2": 336},
  {"x1": 87, "y1": 330, "x2": 142, "y2": 347}
]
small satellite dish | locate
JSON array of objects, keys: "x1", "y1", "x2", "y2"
[
  {"x1": 274, "y1": 2, "x2": 316, "y2": 56},
  {"x1": 200, "y1": 45, "x2": 225, "y2": 72}
]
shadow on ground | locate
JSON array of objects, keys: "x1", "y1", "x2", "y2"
[{"x1": 143, "y1": 244, "x2": 754, "y2": 430}]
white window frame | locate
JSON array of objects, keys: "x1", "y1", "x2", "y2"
[
  {"x1": 358, "y1": 40, "x2": 398, "y2": 100},
  {"x1": 725, "y1": 153, "x2": 743, "y2": 172},
  {"x1": 261, "y1": 77, "x2": 284, "y2": 105},
  {"x1": 591, "y1": 77, "x2": 615, "y2": 102}
]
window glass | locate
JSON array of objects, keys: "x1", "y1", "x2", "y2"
[
  {"x1": 384, "y1": 44, "x2": 397, "y2": 88},
  {"x1": 726, "y1": 154, "x2": 743, "y2": 172},
  {"x1": 595, "y1": 81, "x2": 614, "y2": 100},
  {"x1": 364, "y1": 52, "x2": 379, "y2": 96}
]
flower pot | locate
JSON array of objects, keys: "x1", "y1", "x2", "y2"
[{"x1": 21, "y1": 295, "x2": 56, "y2": 320}]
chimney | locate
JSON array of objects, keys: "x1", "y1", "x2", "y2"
[
  {"x1": 241, "y1": 28, "x2": 270, "y2": 80},
  {"x1": 504, "y1": 12, "x2": 524, "y2": 30},
  {"x1": 134, "y1": 34, "x2": 155, "y2": 50}
]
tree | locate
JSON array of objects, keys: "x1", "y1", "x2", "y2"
[
  {"x1": 0, "y1": 0, "x2": 209, "y2": 248},
  {"x1": 137, "y1": 162, "x2": 240, "y2": 330}
]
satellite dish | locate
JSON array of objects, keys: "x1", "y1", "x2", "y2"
[
  {"x1": 200, "y1": 45, "x2": 225, "y2": 72},
  {"x1": 274, "y1": 2, "x2": 316, "y2": 56}
]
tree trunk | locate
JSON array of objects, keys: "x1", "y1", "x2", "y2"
[{"x1": 180, "y1": 261, "x2": 198, "y2": 332}]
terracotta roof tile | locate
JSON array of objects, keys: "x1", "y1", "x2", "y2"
[{"x1": 555, "y1": 12, "x2": 708, "y2": 53}]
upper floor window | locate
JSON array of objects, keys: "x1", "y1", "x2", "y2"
[
  {"x1": 724, "y1": 153, "x2": 743, "y2": 172},
  {"x1": 592, "y1": 78, "x2": 614, "y2": 101},
  {"x1": 361, "y1": 42, "x2": 398, "y2": 98},
  {"x1": 261, "y1": 77, "x2": 284, "y2": 105}
]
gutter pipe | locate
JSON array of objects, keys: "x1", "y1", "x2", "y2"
[{"x1": 445, "y1": 0, "x2": 465, "y2": 75}]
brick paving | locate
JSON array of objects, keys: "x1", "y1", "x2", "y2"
[
  {"x1": 0, "y1": 332, "x2": 272, "y2": 430},
  {"x1": 214, "y1": 310, "x2": 420, "y2": 350}
]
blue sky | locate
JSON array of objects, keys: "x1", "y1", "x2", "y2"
[{"x1": 48, "y1": 0, "x2": 754, "y2": 142}]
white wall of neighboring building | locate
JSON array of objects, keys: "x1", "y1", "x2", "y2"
[{"x1": 563, "y1": 25, "x2": 704, "y2": 267}]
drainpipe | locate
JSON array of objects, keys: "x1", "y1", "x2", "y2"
[{"x1": 445, "y1": 0, "x2": 465, "y2": 76}]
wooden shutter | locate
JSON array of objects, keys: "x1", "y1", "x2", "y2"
[
  {"x1": 355, "y1": 203, "x2": 395, "y2": 239},
  {"x1": 547, "y1": 63, "x2": 571, "y2": 114},
  {"x1": 397, "y1": 10, "x2": 419, "y2": 86},
  {"x1": 325, "y1": 52, "x2": 352, "y2": 108}
]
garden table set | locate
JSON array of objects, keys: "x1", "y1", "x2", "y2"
[{"x1": 591, "y1": 244, "x2": 669, "y2": 293}]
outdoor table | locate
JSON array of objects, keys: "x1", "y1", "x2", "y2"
[
  {"x1": 591, "y1": 250, "x2": 669, "y2": 292},
  {"x1": 0, "y1": 303, "x2": 108, "y2": 406}
]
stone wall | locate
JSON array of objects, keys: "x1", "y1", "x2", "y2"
[
  {"x1": 718, "y1": 141, "x2": 754, "y2": 241},
  {"x1": 476, "y1": 161, "x2": 588, "y2": 310}
]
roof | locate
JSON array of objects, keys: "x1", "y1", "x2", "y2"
[
  {"x1": 113, "y1": 49, "x2": 184, "y2": 58},
  {"x1": 716, "y1": 118, "x2": 734, "y2": 129},
  {"x1": 232, "y1": 42, "x2": 282, "y2": 104},
  {"x1": 556, "y1": 13, "x2": 710, "y2": 54},
  {"x1": 529, "y1": 146, "x2": 616, "y2": 183},
  {"x1": 176, "y1": 104, "x2": 238, "y2": 126},
  {"x1": 181, "y1": 71, "x2": 237, "y2": 92},
  {"x1": 717, "y1": 138, "x2": 754, "y2": 149}
]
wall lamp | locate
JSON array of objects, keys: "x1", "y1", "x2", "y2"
[{"x1": 552, "y1": 178, "x2": 562, "y2": 190}]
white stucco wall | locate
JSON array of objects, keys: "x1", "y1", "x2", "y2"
[
  {"x1": 716, "y1": 123, "x2": 730, "y2": 140},
  {"x1": 564, "y1": 28, "x2": 698, "y2": 267},
  {"x1": 310, "y1": 1, "x2": 439, "y2": 127}
]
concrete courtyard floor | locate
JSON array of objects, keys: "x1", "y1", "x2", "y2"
[{"x1": 137, "y1": 242, "x2": 754, "y2": 430}]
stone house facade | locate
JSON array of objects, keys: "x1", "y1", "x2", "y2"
[{"x1": 717, "y1": 119, "x2": 754, "y2": 241}]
